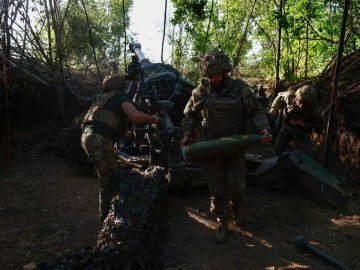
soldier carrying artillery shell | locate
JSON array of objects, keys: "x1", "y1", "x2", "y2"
[{"x1": 180, "y1": 49, "x2": 271, "y2": 243}]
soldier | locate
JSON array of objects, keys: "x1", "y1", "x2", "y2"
[
  {"x1": 180, "y1": 50, "x2": 271, "y2": 243},
  {"x1": 101, "y1": 74, "x2": 124, "y2": 93},
  {"x1": 269, "y1": 85, "x2": 325, "y2": 155},
  {"x1": 81, "y1": 74, "x2": 159, "y2": 222}
]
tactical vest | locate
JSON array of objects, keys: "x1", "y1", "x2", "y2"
[
  {"x1": 82, "y1": 91, "x2": 129, "y2": 138},
  {"x1": 201, "y1": 80, "x2": 245, "y2": 140}
]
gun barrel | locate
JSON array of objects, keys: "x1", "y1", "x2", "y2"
[
  {"x1": 129, "y1": 42, "x2": 150, "y2": 64},
  {"x1": 181, "y1": 135, "x2": 270, "y2": 161}
]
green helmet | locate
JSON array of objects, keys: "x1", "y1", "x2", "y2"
[
  {"x1": 295, "y1": 85, "x2": 317, "y2": 106},
  {"x1": 102, "y1": 74, "x2": 125, "y2": 93},
  {"x1": 199, "y1": 50, "x2": 232, "y2": 76}
]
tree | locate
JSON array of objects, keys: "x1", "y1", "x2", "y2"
[{"x1": 169, "y1": 0, "x2": 360, "y2": 82}]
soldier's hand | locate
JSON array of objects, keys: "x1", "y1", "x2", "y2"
[
  {"x1": 269, "y1": 108, "x2": 278, "y2": 117},
  {"x1": 149, "y1": 115, "x2": 160, "y2": 125},
  {"x1": 259, "y1": 128, "x2": 272, "y2": 143},
  {"x1": 180, "y1": 135, "x2": 192, "y2": 148},
  {"x1": 290, "y1": 118, "x2": 304, "y2": 127}
]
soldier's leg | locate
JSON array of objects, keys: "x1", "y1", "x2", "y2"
[
  {"x1": 202, "y1": 159, "x2": 228, "y2": 242},
  {"x1": 275, "y1": 126, "x2": 295, "y2": 155},
  {"x1": 293, "y1": 128, "x2": 309, "y2": 151},
  {"x1": 81, "y1": 132, "x2": 118, "y2": 222},
  {"x1": 225, "y1": 155, "x2": 247, "y2": 228}
]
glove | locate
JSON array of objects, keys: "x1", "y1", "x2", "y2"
[{"x1": 180, "y1": 135, "x2": 192, "y2": 148}]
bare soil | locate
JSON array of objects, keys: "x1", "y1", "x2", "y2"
[{"x1": 0, "y1": 137, "x2": 359, "y2": 270}]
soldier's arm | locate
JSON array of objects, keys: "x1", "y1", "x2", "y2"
[
  {"x1": 270, "y1": 92, "x2": 287, "y2": 112},
  {"x1": 181, "y1": 85, "x2": 207, "y2": 135},
  {"x1": 121, "y1": 102, "x2": 159, "y2": 124},
  {"x1": 181, "y1": 95, "x2": 199, "y2": 136},
  {"x1": 303, "y1": 108, "x2": 325, "y2": 132},
  {"x1": 240, "y1": 82, "x2": 270, "y2": 132}
]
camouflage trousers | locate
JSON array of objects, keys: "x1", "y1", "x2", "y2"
[
  {"x1": 202, "y1": 155, "x2": 247, "y2": 226},
  {"x1": 81, "y1": 130, "x2": 118, "y2": 222},
  {"x1": 275, "y1": 125, "x2": 309, "y2": 155}
]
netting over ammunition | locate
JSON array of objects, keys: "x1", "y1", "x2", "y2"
[
  {"x1": 38, "y1": 166, "x2": 168, "y2": 270},
  {"x1": 96, "y1": 166, "x2": 168, "y2": 266}
]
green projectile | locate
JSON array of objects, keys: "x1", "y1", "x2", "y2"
[{"x1": 181, "y1": 134, "x2": 271, "y2": 161}]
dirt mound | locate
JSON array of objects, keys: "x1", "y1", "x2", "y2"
[
  {"x1": 310, "y1": 49, "x2": 360, "y2": 186},
  {"x1": 0, "y1": 63, "x2": 102, "y2": 147}
]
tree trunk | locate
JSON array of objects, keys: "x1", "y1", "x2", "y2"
[
  {"x1": 48, "y1": 0, "x2": 67, "y2": 125},
  {"x1": 1, "y1": 0, "x2": 11, "y2": 147},
  {"x1": 80, "y1": 0, "x2": 103, "y2": 83},
  {"x1": 43, "y1": 0, "x2": 53, "y2": 66},
  {"x1": 323, "y1": 0, "x2": 350, "y2": 166},
  {"x1": 275, "y1": 0, "x2": 283, "y2": 92},
  {"x1": 233, "y1": 0, "x2": 257, "y2": 71},
  {"x1": 202, "y1": 0, "x2": 214, "y2": 54},
  {"x1": 3, "y1": 0, "x2": 10, "y2": 59},
  {"x1": 305, "y1": 20, "x2": 309, "y2": 79}
]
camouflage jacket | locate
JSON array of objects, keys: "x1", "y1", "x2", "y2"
[
  {"x1": 82, "y1": 91, "x2": 131, "y2": 139},
  {"x1": 271, "y1": 90, "x2": 324, "y2": 132},
  {"x1": 181, "y1": 77, "x2": 270, "y2": 140},
  {"x1": 270, "y1": 90, "x2": 296, "y2": 112}
]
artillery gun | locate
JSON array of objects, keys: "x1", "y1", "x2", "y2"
[
  {"x1": 117, "y1": 43, "x2": 207, "y2": 186},
  {"x1": 116, "y1": 43, "x2": 349, "y2": 208}
]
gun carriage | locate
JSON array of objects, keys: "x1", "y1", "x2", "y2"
[
  {"x1": 115, "y1": 43, "x2": 348, "y2": 208},
  {"x1": 117, "y1": 43, "x2": 206, "y2": 186}
]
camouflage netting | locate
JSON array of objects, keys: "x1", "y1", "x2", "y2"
[
  {"x1": 95, "y1": 166, "x2": 168, "y2": 265},
  {"x1": 38, "y1": 166, "x2": 168, "y2": 270}
]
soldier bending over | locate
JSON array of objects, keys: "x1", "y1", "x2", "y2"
[
  {"x1": 269, "y1": 85, "x2": 325, "y2": 155},
  {"x1": 81, "y1": 75, "x2": 159, "y2": 222}
]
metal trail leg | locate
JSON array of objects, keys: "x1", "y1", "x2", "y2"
[{"x1": 295, "y1": 235, "x2": 351, "y2": 270}]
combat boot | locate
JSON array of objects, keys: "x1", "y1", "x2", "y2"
[
  {"x1": 99, "y1": 200, "x2": 110, "y2": 223},
  {"x1": 229, "y1": 194, "x2": 246, "y2": 229},
  {"x1": 229, "y1": 218, "x2": 244, "y2": 231},
  {"x1": 230, "y1": 210, "x2": 246, "y2": 228},
  {"x1": 214, "y1": 219, "x2": 228, "y2": 243}
]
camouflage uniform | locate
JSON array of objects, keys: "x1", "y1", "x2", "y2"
[
  {"x1": 271, "y1": 85, "x2": 325, "y2": 155},
  {"x1": 182, "y1": 76, "x2": 270, "y2": 227},
  {"x1": 271, "y1": 90, "x2": 296, "y2": 111},
  {"x1": 81, "y1": 90, "x2": 131, "y2": 221}
]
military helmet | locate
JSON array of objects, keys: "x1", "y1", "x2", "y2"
[
  {"x1": 102, "y1": 74, "x2": 125, "y2": 93},
  {"x1": 295, "y1": 85, "x2": 317, "y2": 106},
  {"x1": 199, "y1": 50, "x2": 232, "y2": 76}
]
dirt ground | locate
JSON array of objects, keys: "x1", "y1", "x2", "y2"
[{"x1": 0, "y1": 136, "x2": 360, "y2": 270}]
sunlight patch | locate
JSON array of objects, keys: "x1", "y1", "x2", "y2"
[
  {"x1": 330, "y1": 215, "x2": 360, "y2": 228},
  {"x1": 186, "y1": 209, "x2": 274, "y2": 248},
  {"x1": 186, "y1": 210, "x2": 217, "y2": 229},
  {"x1": 266, "y1": 259, "x2": 310, "y2": 269}
]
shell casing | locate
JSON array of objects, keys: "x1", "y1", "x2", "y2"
[{"x1": 181, "y1": 134, "x2": 270, "y2": 161}]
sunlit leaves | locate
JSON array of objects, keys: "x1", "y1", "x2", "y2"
[{"x1": 170, "y1": 0, "x2": 359, "y2": 82}]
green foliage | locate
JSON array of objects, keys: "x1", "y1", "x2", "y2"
[
  {"x1": 170, "y1": 0, "x2": 360, "y2": 82},
  {"x1": 33, "y1": 0, "x2": 132, "y2": 69},
  {"x1": 170, "y1": 0, "x2": 257, "y2": 83},
  {"x1": 172, "y1": 0, "x2": 207, "y2": 21},
  {"x1": 23, "y1": 0, "x2": 360, "y2": 83}
]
